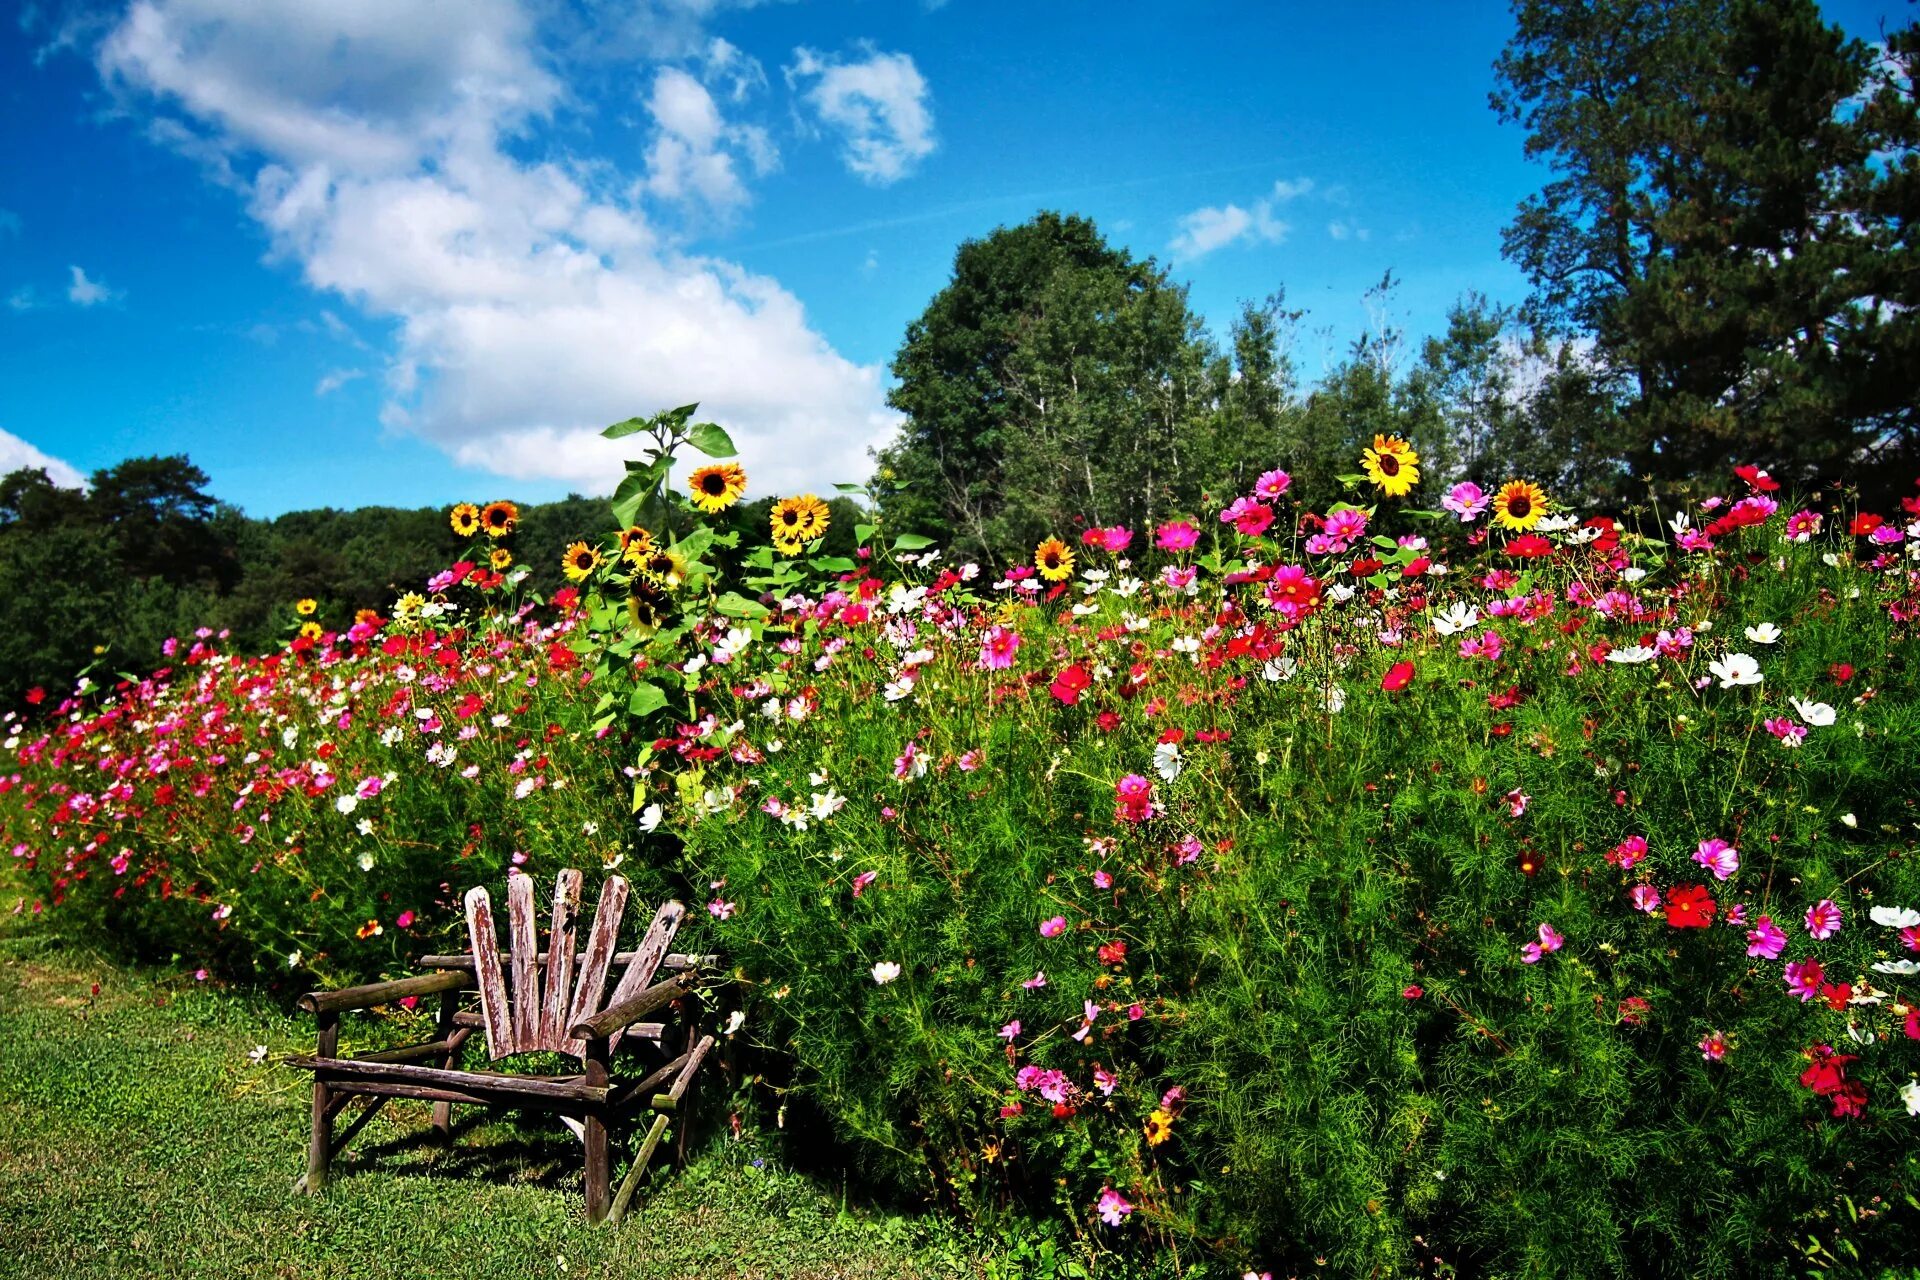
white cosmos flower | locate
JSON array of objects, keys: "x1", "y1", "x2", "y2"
[
  {"x1": 871, "y1": 961, "x2": 902, "y2": 985},
  {"x1": 1263, "y1": 656, "x2": 1296, "y2": 683},
  {"x1": 1708, "y1": 653, "x2": 1763, "y2": 687},
  {"x1": 334, "y1": 795, "x2": 358, "y2": 815},
  {"x1": 637, "y1": 803, "x2": 664, "y2": 833},
  {"x1": 1743, "y1": 622, "x2": 1782, "y2": 644},
  {"x1": 1432, "y1": 602, "x2": 1480, "y2": 636},
  {"x1": 1322, "y1": 686, "x2": 1347, "y2": 714},
  {"x1": 1789, "y1": 698, "x2": 1836, "y2": 727},
  {"x1": 1903, "y1": 1079, "x2": 1920, "y2": 1118},
  {"x1": 1153, "y1": 741, "x2": 1183, "y2": 782},
  {"x1": 1605, "y1": 645, "x2": 1657, "y2": 665},
  {"x1": 1868, "y1": 905, "x2": 1920, "y2": 929},
  {"x1": 1872, "y1": 959, "x2": 1920, "y2": 975},
  {"x1": 809, "y1": 789, "x2": 847, "y2": 821},
  {"x1": 1621, "y1": 566, "x2": 1648, "y2": 583}
]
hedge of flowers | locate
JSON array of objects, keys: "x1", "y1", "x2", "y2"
[{"x1": 6, "y1": 432, "x2": 1920, "y2": 1276}]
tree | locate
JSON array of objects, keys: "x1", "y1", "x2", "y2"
[{"x1": 1493, "y1": 0, "x2": 1918, "y2": 494}]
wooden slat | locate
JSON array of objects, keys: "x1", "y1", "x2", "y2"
[
  {"x1": 298, "y1": 968, "x2": 467, "y2": 1015},
  {"x1": 650, "y1": 1034, "x2": 715, "y2": 1113},
  {"x1": 562, "y1": 875, "x2": 630, "y2": 1057},
  {"x1": 418, "y1": 950, "x2": 714, "y2": 972},
  {"x1": 452, "y1": 1009, "x2": 663, "y2": 1041},
  {"x1": 540, "y1": 869, "x2": 583, "y2": 1051},
  {"x1": 601, "y1": 900, "x2": 684, "y2": 1052},
  {"x1": 571, "y1": 972, "x2": 695, "y2": 1041},
  {"x1": 465, "y1": 887, "x2": 515, "y2": 1059},
  {"x1": 288, "y1": 1055, "x2": 609, "y2": 1104},
  {"x1": 507, "y1": 872, "x2": 540, "y2": 1052}
]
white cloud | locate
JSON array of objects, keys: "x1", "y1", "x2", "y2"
[
  {"x1": 95, "y1": 0, "x2": 897, "y2": 498},
  {"x1": 315, "y1": 367, "x2": 366, "y2": 396},
  {"x1": 0, "y1": 427, "x2": 86, "y2": 488},
  {"x1": 7, "y1": 287, "x2": 38, "y2": 312},
  {"x1": 642, "y1": 65, "x2": 776, "y2": 213},
  {"x1": 1168, "y1": 177, "x2": 1315, "y2": 262},
  {"x1": 787, "y1": 45, "x2": 935, "y2": 185},
  {"x1": 67, "y1": 265, "x2": 117, "y2": 306},
  {"x1": 1327, "y1": 220, "x2": 1369, "y2": 242}
]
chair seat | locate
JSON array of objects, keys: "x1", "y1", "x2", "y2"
[{"x1": 287, "y1": 1054, "x2": 611, "y2": 1105}]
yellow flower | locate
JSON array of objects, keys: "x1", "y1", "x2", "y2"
[
  {"x1": 771, "y1": 494, "x2": 831, "y2": 551},
  {"x1": 481, "y1": 500, "x2": 519, "y2": 538},
  {"x1": 636, "y1": 547, "x2": 688, "y2": 591},
  {"x1": 295, "y1": 597, "x2": 318, "y2": 617},
  {"x1": 449, "y1": 503, "x2": 482, "y2": 538},
  {"x1": 298, "y1": 621, "x2": 323, "y2": 641},
  {"x1": 626, "y1": 581, "x2": 669, "y2": 636},
  {"x1": 1492, "y1": 480, "x2": 1549, "y2": 531},
  {"x1": 356, "y1": 919, "x2": 383, "y2": 940},
  {"x1": 1034, "y1": 537, "x2": 1075, "y2": 582},
  {"x1": 687, "y1": 462, "x2": 748, "y2": 514},
  {"x1": 1144, "y1": 1108, "x2": 1174, "y2": 1146},
  {"x1": 1361, "y1": 435, "x2": 1421, "y2": 498},
  {"x1": 393, "y1": 592, "x2": 426, "y2": 620},
  {"x1": 489, "y1": 547, "x2": 513, "y2": 571},
  {"x1": 354, "y1": 609, "x2": 382, "y2": 628},
  {"x1": 619, "y1": 525, "x2": 656, "y2": 565},
  {"x1": 561, "y1": 541, "x2": 604, "y2": 582}
]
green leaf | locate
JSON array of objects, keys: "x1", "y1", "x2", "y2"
[
  {"x1": 714, "y1": 591, "x2": 771, "y2": 619},
  {"x1": 892, "y1": 532, "x2": 935, "y2": 551},
  {"x1": 833, "y1": 482, "x2": 867, "y2": 495},
  {"x1": 685, "y1": 421, "x2": 737, "y2": 458},
  {"x1": 808, "y1": 556, "x2": 857, "y2": 573},
  {"x1": 601, "y1": 416, "x2": 651, "y2": 440},
  {"x1": 627, "y1": 681, "x2": 669, "y2": 718},
  {"x1": 1369, "y1": 535, "x2": 1399, "y2": 549},
  {"x1": 854, "y1": 522, "x2": 876, "y2": 546}
]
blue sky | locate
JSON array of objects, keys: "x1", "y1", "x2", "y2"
[{"x1": 0, "y1": 0, "x2": 1904, "y2": 516}]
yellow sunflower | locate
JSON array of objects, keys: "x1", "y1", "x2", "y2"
[
  {"x1": 295, "y1": 597, "x2": 318, "y2": 617},
  {"x1": 1035, "y1": 537, "x2": 1075, "y2": 582},
  {"x1": 1361, "y1": 435, "x2": 1421, "y2": 498},
  {"x1": 637, "y1": 547, "x2": 689, "y2": 591},
  {"x1": 687, "y1": 462, "x2": 748, "y2": 514},
  {"x1": 481, "y1": 500, "x2": 519, "y2": 538},
  {"x1": 449, "y1": 503, "x2": 482, "y2": 538},
  {"x1": 619, "y1": 525, "x2": 656, "y2": 565},
  {"x1": 489, "y1": 547, "x2": 513, "y2": 571},
  {"x1": 770, "y1": 494, "x2": 831, "y2": 552},
  {"x1": 561, "y1": 541, "x2": 604, "y2": 582},
  {"x1": 1144, "y1": 1108, "x2": 1174, "y2": 1146},
  {"x1": 1492, "y1": 480, "x2": 1549, "y2": 531},
  {"x1": 626, "y1": 581, "x2": 669, "y2": 636},
  {"x1": 297, "y1": 621, "x2": 323, "y2": 641}
]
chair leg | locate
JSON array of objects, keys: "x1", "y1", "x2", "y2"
[
  {"x1": 432, "y1": 990, "x2": 463, "y2": 1142},
  {"x1": 583, "y1": 1037, "x2": 611, "y2": 1223},
  {"x1": 295, "y1": 1013, "x2": 339, "y2": 1196}
]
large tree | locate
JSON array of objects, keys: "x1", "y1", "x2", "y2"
[{"x1": 1494, "y1": 0, "x2": 1919, "y2": 494}]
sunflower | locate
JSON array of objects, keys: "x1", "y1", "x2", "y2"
[
  {"x1": 637, "y1": 547, "x2": 689, "y2": 591},
  {"x1": 1361, "y1": 435, "x2": 1421, "y2": 498},
  {"x1": 619, "y1": 525, "x2": 656, "y2": 565},
  {"x1": 393, "y1": 592, "x2": 426, "y2": 621},
  {"x1": 687, "y1": 462, "x2": 748, "y2": 514},
  {"x1": 1143, "y1": 1108, "x2": 1175, "y2": 1146},
  {"x1": 449, "y1": 503, "x2": 482, "y2": 538},
  {"x1": 489, "y1": 547, "x2": 513, "y2": 571},
  {"x1": 481, "y1": 500, "x2": 519, "y2": 538},
  {"x1": 295, "y1": 597, "x2": 318, "y2": 617},
  {"x1": 561, "y1": 541, "x2": 604, "y2": 582},
  {"x1": 771, "y1": 494, "x2": 831, "y2": 553},
  {"x1": 1035, "y1": 537, "x2": 1075, "y2": 582},
  {"x1": 1492, "y1": 480, "x2": 1549, "y2": 531},
  {"x1": 626, "y1": 581, "x2": 669, "y2": 635},
  {"x1": 298, "y1": 621, "x2": 323, "y2": 641}
]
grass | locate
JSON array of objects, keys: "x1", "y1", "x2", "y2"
[{"x1": 0, "y1": 929, "x2": 1008, "y2": 1280}]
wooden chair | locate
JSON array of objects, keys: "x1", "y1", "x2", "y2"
[{"x1": 289, "y1": 870, "x2": 716, "y2": 1224}]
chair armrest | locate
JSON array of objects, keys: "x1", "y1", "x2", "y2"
[
  {"x1": 298, "y1": 969, "x2": 468, "y2": 1016},
  {"x1": 569, "y1": 971, "x2": 697, "y2": 1041}
]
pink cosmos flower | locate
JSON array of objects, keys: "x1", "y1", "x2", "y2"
[
  {"x1": 1692, "y1": 838, "x2": 1740, "y2": 882},
  {"x1": 1161, "y1": 564, "x2": 1198, "y2": 592},
  {"x1": 999, "y1": 1020, "x2": 1021, "y2": 1042},
  {"x1": 1442, "y1": 481, "x2": 1488, "y2": 521},
  {"x1": 1785, "y1": 956, "x2": 1826, "y2": 1001},
  {"x1": 1092, "y1": 869, "x2": 1113, "y2": 889},
  {"x1": 1023, "y1": 971, "x2": 1048, "y2": 990},
  {"x1": 1628, "y1": 884, "x2": 1663, "y2": 913},
  {"x1": 1505, "y1": 788, "x2": 1530, "y2": 817},
  {"x1": 1115, "y1": 773, "x2": 1154, "y2": 824},
  {"x1": 1093, "y1": 1065, "x2": 1118, "y2": 1096},
  {"x1": 708, "y1": 899, "x2": 735, "y2": 920},
  {"x1": 1323, "y1": 508, "x2": 1368, "y2": 543},
  {"x1": 1253, "y1": 468, "x2": 1292, "y2": 499},
  {"x1": 1221, "y1": 497, "x2": 1275, "y2": 537},
  {"x1": 1607, "y1": 835, "x2": 1648, "y2": 870},
  {"x1": 1099, "y1": 525, "x2": 1134, "y2": 553},
  {"x1": 1155, "y1": 520, "x2": 1201, "y2": 552},
  {"x1": 1521, "y1": 921, "x2": 1564, "y2": 964},
  {"x1": 1805, "y1": 898, "x2": 1842, "y2": 939},
  {"x1": 1039, "y1": 916, "x2": 1067, "y2": 938},
  {"x1": 395, "y1": 910, "x2": 415, "y2": 929},
  {"x1": 1097, "y1": 1187, "x2": 1133, "y2": 1226},
  {"x1": 978, "y1": 625, "x2": 1020, "y2": 671},
  {"x1": 1764, "y1": 717, "x2": 1806, "y2": 748},
  {"x1": 1784, "y1": 509, "x2": 1823, "y2": 542},
  {"x1": 1746, "y1": 915, "x2": 1787, "y2": 959},
  {"x1": 1699, "y1": 1031, "x2": 1728, "y2": 1061},
  {"x1": 852, "y1": 870, "x2": 878, "y2": 898}
]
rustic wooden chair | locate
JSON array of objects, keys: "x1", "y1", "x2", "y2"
[{"x1": 288, "y1": 870, "x2": 716, "y2": 1224}]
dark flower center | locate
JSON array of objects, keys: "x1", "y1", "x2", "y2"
[{"x1": 701, "y1": 473, "x2": 727, "y2": 494}]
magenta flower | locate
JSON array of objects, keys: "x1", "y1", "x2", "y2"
[
  {"x1": 1221, "y1": 497, "x2": 1274, "y2": 537},
  {"x1": 1097, "y1": 1186, "x2": 1133, "y2": 1226},
  {"x1": 1745, "y1": 915, "x2": 1786, "y2": 959},
  {"x1": 1628, "y1": 884, "x2": 1663, "y2": 913},
  {"x1": 998, "y1": 1020, "x2": 1021, "y2": 1042},
  {"x1": 1323, "y1": 508, "x2": 1368, "y2": 543},
  {"x1": 1039, "y1": 916, "x2": 1067, "y2": 938},
  {"x1": 1442, "y1": 481, "x2": 1488, "y2": 521},
  {"x1": 978, "y1": 625, "x2": 1020, "y2": 671},
  {"x1": 1253, "y1": 468, "x2": 1292, "y2": 499},
  {"x1": 1505, "y1": 788, "x2": 1530, "y2": 818},
  {"x1": 1763, "y1": 717, "x2": 1806, "y2": 748},
  {"x1": 1785, "y1": 956, "x2": 1826, "y2": 1001},
  {"x1": 1607, "y1": 835, "x2": 1648, "y2": 869},
  {"x1": 1692, "y1": 838, "x2": 1739, "y2": 882},
  {"x1": 1092, "y1": 869, "x2": 1113, "y2": 889},
  {"x1": 395, "y1": 910, "x2": 416, "y2": 929},
  {"x1": 1699, "y1": 1031, "x2": 1728, "y2": 1061},
  {"x1": 1155, "y1": 520, "x2": 1201, "y2": 551},
  {"x1": 1093, "y1": 1065, "x2": 1118, "y2": 1095},
  {"x1": 851, "y1": 870, "x2": 878, "y2": 898},
  {"x1": 1099, "y1": 525, "x2": 1134, "y2": 553},
  {"x1": 1115, "y1": 773, "x2": 1154, "y2": 824},
  {"x1": 1521, "y1": 921, "x2": 1564, "y2": 964},
  {"x1": 1022, "y1": 970, "x2": 1048, "y2": 990},
  {"x1": 1805, "y1": 898, "x2": 1842, "y2": 939}
]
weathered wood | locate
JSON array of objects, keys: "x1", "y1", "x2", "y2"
[
  {"x1": 450, "y1": 1009, "x2": 662, "y2": 1041},
  {"x1": 353, "y1": 1035, "x2": 466, "y2": 1066},
  {"x1": 432, "y1": 989, "x2": 463, "y2": 1139},
  {"x1": 583, "y1": 1039, "x2": 612, "y2": 1224},
  {"x1": 297, "y1": 1011, "x2": 340, "y2": 1195},
  {"x1": 601, "y1": 900, "x2": 684, "y2": 1052},
  {"x1": 289, "y1": 1055, "x2": 609, "y2": 1104},
  {"x1": 465, "y1": 886, "x2": 515, "y2": 1058},
  {"x1": 418, "y1": 950, "x2": 715, "y2": 972},
  {"x1": 329, "y1": 1096, "x2": 389, "y2": 1159},
  {"x1": 570, "y1": 971, "x2": 695, "y2": 1042},
  {"x1": 650, "y1": 1034, "x2": 715, "y2": 1113},
  {"x1": 607, "y1": 1112, "x2": 672, "y2": 1226},
  {"x1": 609, "y1": 1050, "x2": 694, "y2": 1110},
  {"x1": 507, "y1": 872, "x2": 541, "y2": 1051},
  {"x1": 298, "y1": 968, "x2": 467, "y2": 1015},
  {"x1": 540, "y1": 869, "x2": 584, "y2": 1051},
  {"x1": 561, "y1": 875, "x2": 630, "y2": 1057}
]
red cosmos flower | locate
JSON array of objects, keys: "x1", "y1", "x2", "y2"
[
  {"x1": 1829, "y1": 662, "x2": 1854, "y2": 684},
  {"x1": 1381, "y1": 661, "x2": 1415, "y2": 693},
  {"x1": 1850, "y1": 513, "x2": 1884, "y2": 536},
  {"x1": 1799, "y1": 1044, "x2": 1859, "y2": 1099},
  {"x1": 1050, "y1": 664, "x2": 1092, "y2": 706},
  {"x1": 1581, "y1": 516, "x2": 1620, "y2": 553},
  {"x1": 1097, "y1": 940, "x2": 1128, "y2": 966},
  {"x1": 1402, "y1": 556, "x2": 1431, "y2": 577},
  {"x1": 1505, "y1": 534, "x2": 1553, "y2": 558},
  {"x1": 551, "y1": 587, "x2": 581, "y2": 611},
  {"x1": 1350, "y1": 556, "x2": 1384, "y2": 576},
  {"x1": 1095, "y1": 711, "x2": 1122, "y2": 733},
  {"x1": 1734, "y1": 464, "x2": 1780, "y2": 493},
  {"x1": 1664, "y1": 884, "x2": 1717, "y2": 928},
  {"x1": 24, "y1": 687, "x2": 44, "y2": 705},
  {"x1": 1402, "y1": 984, "x2": 1423, "y2": 999}
]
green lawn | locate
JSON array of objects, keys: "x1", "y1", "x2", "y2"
[{"x1": 0, "y1": 931, "x2": 1012, "y2": 1280}]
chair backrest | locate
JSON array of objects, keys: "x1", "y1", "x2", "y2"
[{"x1": 463, "y1": 870, "x2": 685, "y2": 1060}]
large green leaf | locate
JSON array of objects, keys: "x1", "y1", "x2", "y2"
[
  {"x1": 602, "y1": 415, "x2": 652, "y2": 440},
  {"x1": 714, "y1": 591, "x2": 771, "y2": 619},
  {"x1": 627, "y1": 680, "x2": 669, "y2": 718},
  {"x1": 685, "y1": 421, "x2": 737, "y2": 458},
  {"x1": 892, "y1": 533, "x2": 935, "y2": 551}
]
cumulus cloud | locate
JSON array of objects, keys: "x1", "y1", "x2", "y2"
[
  {"x1": 1168, "y1": 176, "x2": 1315, "y2": 262},
  {"x1": 787, "y1": 45, "x2": 935, "y2": 185},
  {"x1": 67, "y1": 265, "x2": 117, "y2": 305},
  {"x1": 642, "y1": 65, "x2": 777, "y2": 214},
  {"x1": 0, "y1": 427, "x2": 86, "y2": 488},
  {"x1": 94, "y1": 0, "x2": 897, "y2": 497}
]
